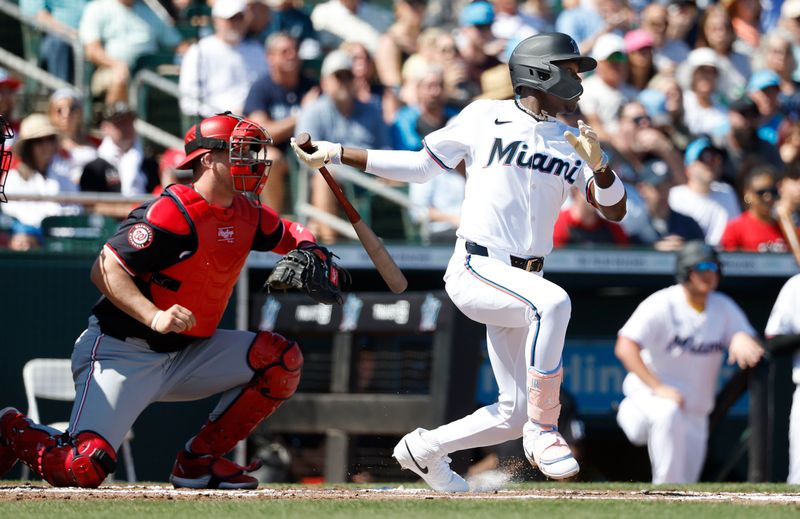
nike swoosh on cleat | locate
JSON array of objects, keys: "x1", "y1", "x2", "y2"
[
  {"x1": 405, "y1": 440, "x2": 428, "y2": 474},
  {"x1": 494, "y1": 118, "x2": 512, "y2": 125}
]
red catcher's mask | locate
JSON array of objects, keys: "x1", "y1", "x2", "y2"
[
  {"x1": 0, "y1": 115, "x2": 14, "y2": 203},
  {"x1": 177, "y1": 112, "x2": 273, "y2": 196}
]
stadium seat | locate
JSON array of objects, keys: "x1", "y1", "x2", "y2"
[
  {"x1": 21, "y1": 358, "x2": 136, "y2": 482},
  {"x1": 40, "y1": 214, "x2": 120, "y2": 254}
]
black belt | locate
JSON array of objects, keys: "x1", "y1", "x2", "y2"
[{"x1": 465, "y1": 241, "x2": 544, "y2": 272}]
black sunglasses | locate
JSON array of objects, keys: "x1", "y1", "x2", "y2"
[{"x1": 754, "y1": 187, "x2": 779, "y2": 200}]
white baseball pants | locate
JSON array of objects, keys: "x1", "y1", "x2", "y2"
[
  {"x1": 789, "y1": 384, "x2": 800, "y2": 484},
  {"x1": 617, "y1": 392, "x2": 708, "y2": 483},
  {"x1": 423, "y1": 239, "x2": 571, "y2": 454}
]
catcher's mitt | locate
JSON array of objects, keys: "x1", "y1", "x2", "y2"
[{"x1": 265, "y1": 244, "x2": 348, "y2": 304}]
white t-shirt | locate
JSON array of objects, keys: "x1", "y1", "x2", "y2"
[
  {"x1": 668, "y1": 183, "x2": 741, "y2": 245},
  {"x1": 682, "y1": 91, "x2": 730, "y2": 138},
  {"x1": 619, "y1": 284, "x2": 756, "y2": 414},
  {"x1": 422, "y1": 99, "x2": 593, "y2": 257},
  {"x1": 578, "y1": 75, "x2": 638, "y2": 135},
  {"x1": 765, "y1": 273, "x2": 800, "y2": 384},
  {"x1": 2, "y1": 168, "x2": 66, "y2": 227},
  {"x1": 179, "y1": 35, "x2": 268, "y2": 117},
  {"x1": 97, "y1": 137, "x2": 148, "y2": 196}
]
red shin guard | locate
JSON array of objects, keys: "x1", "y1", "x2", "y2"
[
  {"x1": 189, "y1": 331, "x2": 303, "y2": 458},
  {"x1": 1, "y1": 411, "x2": 116, "y2": 487}
]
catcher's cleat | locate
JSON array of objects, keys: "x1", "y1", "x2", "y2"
[
  {"x1": 392, "y1": 428, "x2": 469, "y2": 492},
  {"x1": 0, "y1": 407, "x2": 21, "y2": 478},
  {"x1": 523, "y1": 427, "x2": 580, "y2": 480},
  {"x1": 170, "y1": 449, "x2": 262, "y2": 489}
]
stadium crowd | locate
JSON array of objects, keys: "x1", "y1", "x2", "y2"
[{"x1": 0, "y1": 0, "x2": 800, "y2": 250}]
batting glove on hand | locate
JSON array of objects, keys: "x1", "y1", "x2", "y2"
[
  {"x1": 290, "y1": 138, "x2": 343, "y2": 169},
  {"x1": 564, "y1": 120, "x2": 608, "y2": 171}
]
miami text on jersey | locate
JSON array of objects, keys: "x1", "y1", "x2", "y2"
[
  {"x1": 485, "y1": 138, "x2": 582, "y2": 184},
  {"x1": 667, "y1": 336, "x2": 726, "y2": 355}
]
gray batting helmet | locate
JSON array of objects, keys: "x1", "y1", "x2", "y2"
[
  {"x1": 508, "y1": 32, "x2": 596, "y2": 101},
  {"x1": 675, "y1": 240, "x2": 722, "y2": 283}
]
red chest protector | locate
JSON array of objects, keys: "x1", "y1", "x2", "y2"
[{"x1": 147, "y1": 184, "x2": 259, "y2": 337}]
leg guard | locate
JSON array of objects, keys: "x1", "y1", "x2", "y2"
[
  {"x1": 527, "y1": 367, "x2": 562, "y2": 427},
  {"x1": 0, "y1": 409, "x2": 116, "y2": 487},
  {"x1": 189, "y1": 331, "x2": 303, "y2": 458}
]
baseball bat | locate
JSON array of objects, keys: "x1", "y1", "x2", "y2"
[
  {"x1": 296, "y1": 133, "x2": 408, "y2": 294},
  {"x1": 777, "y1": 205, "x2": 800, "y2": 268}
]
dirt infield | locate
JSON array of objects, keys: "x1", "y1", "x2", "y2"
[{"x1": 1, "y1": 485, "x2": 799, "y2": 504}]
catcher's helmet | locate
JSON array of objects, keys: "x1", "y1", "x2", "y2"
[
  {"x1": 177, "y1": 112, "x2": 273, "y2": 196},
  {"x1": 508, "y1": 32, "x2": 596, "y2": 101},
  {"x1": 675, "y1": 240, "x2": 722, "y2": 283},
  {"x1": 0, "y1": 115, "x2": 14, "y2": 203}
]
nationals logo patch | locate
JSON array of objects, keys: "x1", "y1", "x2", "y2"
[{"x1": 128, "y1": 223, "x2": 154, "y2": 249}]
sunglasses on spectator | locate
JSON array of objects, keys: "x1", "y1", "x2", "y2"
[
  {"x1": 754, "y1": 187, "x2": 779, "y2": 200},
  {"x1": 632, "y1": 115, "x2": 651, "y2": 126},
  {"x1": 693, "y1": 261, "x2": 719, "y2": 273}
]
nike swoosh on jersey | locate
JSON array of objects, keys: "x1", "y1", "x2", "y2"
[
  {"x1": 494, "y1": 118, "x2": 512, "y2": 125},
  {"x1": 405, "y1": 440, "x2": 429, "y2": 474}
]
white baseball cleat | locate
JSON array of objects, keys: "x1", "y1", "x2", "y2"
[
  {"x1": 523, "y1": 428, "x2": 580, "y2": 480},
  {"x1": 392, "y1": 428, "x2": 469, "y2": 492}
]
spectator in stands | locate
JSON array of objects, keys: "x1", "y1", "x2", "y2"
[
  {"x1": 82, "y1": 101, "x2": 156, "y2": 196},
  {"x1": 310, "y1": 0, "x2": 392, "y2": 55},
  {"x1": 262, "y1": 0, "x2": 319, "y2": 59},
  {"x1": 778, "y1": 163, "x2": 800, "y2": 228},
  {"x1": 152, "y1": 147, "x2": 191, "y2": 196},
  {"x1": 391, "y1": 64, "x2": 457, "y2": 151},
  {"x1": 48, "y1": 88, "x2": 98, "y2": 185},
  {"x1": 641, "y1": 76, "x2": 692, "y2": 151},
  {"x1": 579, "y1": 33, "x2": 637, "y2": 141},
  {"x1": 553, "y1": 186, "x2": 629, "y2": 248},
  {"x1": 779, "y1": 0, "x2": 800, "y2": 80},
  {"x1": 725, "y1": 95, "x2": 783, "y2": 172},
  {"x1": 678, "y1": 48, "x2": 731, "y2": 140},
  {"x1": 666, "y1": 0, "x2": 700, "y2": 49},
  {"x1": 720, "y1": 165, "x2": 789, "y2": 252},
  {"x1": 780, "y1": 121, "x2": 800, "y2": 165},
  {"x1": 555, "y1": 0, "x2": 631, "y2": 54},
  {"x1": 430, "y1": 30, "x2": 477, "y2": 108},
  {"x1": 490, "y1": 0, "x2": 547, "y2": 43},
  {"x1": 613, "y1": 102, "x2": 681, "y2": 179},
  {"x1": 245, "y1": 0, "x2": 272, "y2": 43},
  {"x1": 625, "y1": 29, "x2": 656, "y2": 92},
  {"x1": 627, "y1": 159, "x2": 705, "y2": 250},
  {"x1": 640, "y1": 3, "x2": 690, "y2": 73},
  {"x1": 343, "y1": 42, "x2": 395, "y2": 123},
  {"x1": 80, "y1": 0, "x2": 184, "y2": 104},
  {"x1": 295, "y1": 49, "x2": 390, "y2": 242},
  {"x1": 409, "y1": 164, "x2": 466, "y2": 243},
  {"x1": 723, "y1": 0, "x2": 761, "y2": 54},
  {"x1": 746, "y1": 70, "x2": 785, "y2": 145},
  {"x1": 21, "y1": 0, "x2": 90, "y2": 83},
  {"x1": 754, "y1": 30, "x2": 800, "y2": 119},
  {"x1": 179, "y1": 0, "x2": 268, "y2": 117},
  {"x1": 456, "y1": 2, "x2": 502, "y2": 89},
  {"x1": 244, "y1": 32, "x2": 318, "y2": 213},
  {"x1": 0, "y1": 68, "x2": 22, "y2": 144},
  {"x1": 3, "y1": 114, "x2": 76, "y2": 250},
  {"x1": 423, "y1": 0, "x2": 471, "y2": 31},
  {"x1": 669, "y1": 137, "x2": 741, "y2": 245},
  {"x1": 376, "y1": 0, "x2": 427, "y2": 99},
  {"x1": 694, "y1": 4, "x2": 751, "y2": 101}
]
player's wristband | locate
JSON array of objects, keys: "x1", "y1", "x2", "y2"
[
  {"x1": 150, "y1": 310, "x2": 164, "y2": 331},
  {"x1": 593, "y1": 174, "x2": 625, "y2": 206}
]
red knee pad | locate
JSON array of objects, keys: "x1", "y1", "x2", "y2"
[
  {"x1": 189, "y1": 332, "x2": 303, "y2": 458},
  {"x1": 41, "y1": 431, "x2": 117, "y2": 488}
]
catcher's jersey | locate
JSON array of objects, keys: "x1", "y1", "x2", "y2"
[
  {"x1": 618, "y1": 284, "x2": 755, "y2": 414},
  {"x1": 765, "y1": 273, "x2": 800, "y2": 383},
  {"x1": 422, "y1": 99, "x2": 593, "y2": 257}
]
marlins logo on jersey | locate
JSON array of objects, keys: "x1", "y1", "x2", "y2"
[{"x1": 485, "y1": 138, "x2": 583, "y2": 184}]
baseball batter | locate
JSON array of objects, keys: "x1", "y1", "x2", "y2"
[
  {"x1": 615, "y1": 241, "x2": 763, "y2": 483},
  {"x1": 292, "y1": 33, "x2": 628, "y2": 491},
  {"x1": 765, "y1": 273, "x2": 800, "y2": 484},
  {"x1": 0, "y1": 113, "x2": 337, "y2": 489}
]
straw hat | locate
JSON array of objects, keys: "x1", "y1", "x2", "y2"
[
  {"x1": 14, "y1": 113, "x2": 59, "y2": 157},
  {"x1": 477, "y1": 64, "x2": 515, "y2": 100}
]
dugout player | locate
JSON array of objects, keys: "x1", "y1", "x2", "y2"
[
  {"x1": 615, "y1": 241, "x2": 763, "y2": 483},
  {"x1": 292, "y1": 32, "x2": 627, "y2": 491},
  {"x1": 0, "y1": 113, "x2": 328, "y2": 489},
  {"x1": 765, "y1": 273, "x2": 800, "y2": 484}
]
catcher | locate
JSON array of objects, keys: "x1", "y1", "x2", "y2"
[{"x1": 0, "y1": 112, "x2": 345, "y2": 489}]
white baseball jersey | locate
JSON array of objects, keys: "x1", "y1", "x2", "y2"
[
  {"x1": 422, "y1": 99, "x2": 593, "y2": 257},
  {"x1": 619, "y1": 284, "x2": 755, "y2": 414},
  {"x1": 765, "y1": 274, "x2": 800, "y2": 384}
]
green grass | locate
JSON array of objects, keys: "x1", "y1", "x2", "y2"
[
  {"x1": 2, "y1": 499, "x2": 799, "y2": 519},
  {"x1": 1, "y1": 482, "x2": 798, "y2": 518}
]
